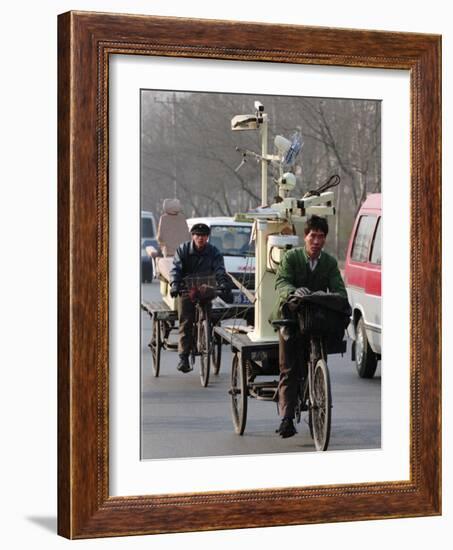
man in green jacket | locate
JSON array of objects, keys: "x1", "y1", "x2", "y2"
[{"x1": 273, "y1": 215, "x2": 347, "y2": 438}]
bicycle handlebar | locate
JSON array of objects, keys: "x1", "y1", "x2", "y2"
[
  {"x1": 175, "y1": 286, "x2": 226, "y2": 302},
  {"x1": 178, "y1": 288, "x2": 223, "y2": 296},
  {"x1": 271, "y1": 319, "x2": 297, "y2": 327}
]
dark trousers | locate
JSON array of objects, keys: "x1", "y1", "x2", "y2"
[
  {"x1": 277, "y1": 331, "x2": 308, "y2": 419},
  {"x1": 177, "y1": 295, "x2": 212, "y2": 354},
  {"x1": 177, "y1": 295, "x2": 195, "y2": 355}
]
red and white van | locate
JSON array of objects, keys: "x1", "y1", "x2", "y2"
[{"x1": 344, "y1": 193, "x2": 381, "y2": 378}]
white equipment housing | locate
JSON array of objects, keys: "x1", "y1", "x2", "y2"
[{"x1": 231, "y1": 103, "x2": 337, "y2": 342}]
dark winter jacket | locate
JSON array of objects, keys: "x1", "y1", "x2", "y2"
[{"x1": 170, "y1": 241, "x2": 230, "y2": 289}]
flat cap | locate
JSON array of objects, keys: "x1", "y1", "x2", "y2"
[{"x1": 190, "y1": 223, "x2": 210, "y2": 235}]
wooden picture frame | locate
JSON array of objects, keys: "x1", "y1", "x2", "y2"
[{"x1": 58, "y1": 11, "x2": 441, "y2": 539}]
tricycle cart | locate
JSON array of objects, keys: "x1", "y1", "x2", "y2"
[
  {"x1": 141, "y1": 298, "x2": 252, "y2": 386},
  {"x1": 215, "y1": 302, "x2": 347, "y2": 451}
]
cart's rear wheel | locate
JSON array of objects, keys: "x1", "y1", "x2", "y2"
[
  {"x1": 150, "y1": 317, "x2": 161, "y2": 377},
  {"x1": 199, "y1": 318, "x2": 211, "y2": 387},
  {"x1": 295, "y1": 376, "x2": 307, "y2": 425},
  {"x1": 211, "y1": 332, "x2": 222, "y2": 375},
  {"x1": 160, "y1": 320, "x2": 172, "y2": 346},
  {"x1": 230, "y1": 352, "x2": 247, "y2": 435},
  {"x1": 311, "y1": 358, "x2": 332, "y2": 451},
  {"x1": 308, "y1": 407, "x2": 314, "y2": 439},
  {"x1": 295, "y1": 402, "x2": 301, "y2": 425}
]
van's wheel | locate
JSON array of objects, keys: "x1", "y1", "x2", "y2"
[{"x1": 355, "y1": 317, "x2": 378, "y2": 378}]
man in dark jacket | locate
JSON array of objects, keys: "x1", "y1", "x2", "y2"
[
  {"x1": 273, "y1": 215, "x2": 348, "y2": 438},
  {"x1": 170, "y1": 223, "x2": 231, "y2": 373}
]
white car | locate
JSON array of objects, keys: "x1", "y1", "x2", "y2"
[{"x1": 186, "y1": 217, "x2": 255, "y2": 304}]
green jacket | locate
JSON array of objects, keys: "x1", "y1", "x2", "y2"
[{"x1": 270, "y1": 247, "x2": 347, "y2": 322}]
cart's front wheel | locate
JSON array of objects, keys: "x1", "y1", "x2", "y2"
[
  {"x1": 310, "y1": 358, "x2": 332, "y2": 451},
  {"x1": 199, "y1": 318, "x2": 211, "y2": 387},
  {"x1": 150, "y1": 317, "x2": 161, "y2": 377},
  {"x1": 230, "y1": 352, "x2": 248, "y2": 435}
]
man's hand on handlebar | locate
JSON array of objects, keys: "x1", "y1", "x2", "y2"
[
  {"x1": 170, "y1": 283, "x2": 181, "y2": 298},
  {"x1": 292, "y1": 286, "x2": 311, "y2": 298},
  {"x1": 219, "y1": 284, "x2": 234, "y2": 304},
  {"x1": 171, "y1": 280, "x2": 234, "y2": 303}
]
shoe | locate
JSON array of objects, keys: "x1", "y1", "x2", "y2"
[
  {"x1": 177, "y1": 355, "x2": 191, "y2": 373},
  {"x1": 276, "y1": 417, "x2": 297, "y2": 438}
]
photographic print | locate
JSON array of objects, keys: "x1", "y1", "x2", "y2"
[{"x1": 140, "y1": 90, "x2": 382, "y2": 459}]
